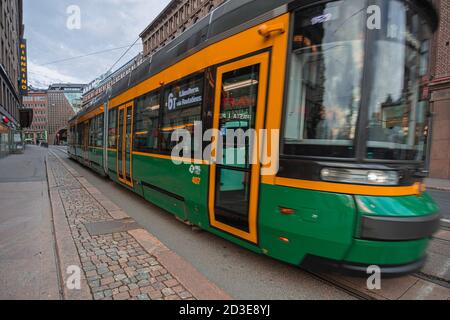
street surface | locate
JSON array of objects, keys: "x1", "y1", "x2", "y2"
[
  {"x1": 0, "y1": 146, "x2": 60, "y2": 299},
  {"x1": 429, "y1": 190, "x2": 450, "y2": 221}
]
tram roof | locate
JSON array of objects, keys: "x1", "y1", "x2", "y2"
[{"x1": 71, "y1": 0, "x2": 438, "y2": 123}]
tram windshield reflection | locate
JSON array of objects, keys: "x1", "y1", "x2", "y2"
[{"x1": 283, "y1": 0, "x2": 433, "y2": 161}]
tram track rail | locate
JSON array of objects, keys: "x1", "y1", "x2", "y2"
[
  {"x1": 303, "y1": 236, "x2": 450, "y2": 299},
  {"x1": 415, "y1": 272, "x2": 450, "y2": 289},
  {"x1": 417, "y1": 236, "x2": 450, "y2": 289},
  {"x1": 301, "y1": 269, "x2": 375, "y2": 300},
  {"x1": 303, "y1": 266, "x2": 450, "y2": 300}
]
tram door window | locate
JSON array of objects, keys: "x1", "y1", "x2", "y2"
[
  {"x1": 82, "y1": 121, "x2": 89, "y2": 159},
  {"x1": 125, "y1": 107, "x2": 132, "y2": 180},
  {"x1": 89, "y1": 117, "x2": 96, "y2": 147},
  {"x1": 208, "y1": 53, "x2": 269, "y2": 244},
  {"x1": 117, "y1": 104, "x2": 134, "y2": 187},
  {"x1": 214, "y1": 65, "x2": 259, "y2": 232},
  {"x1": 118, "y1": 108, "x2": 124, "y2": 178},
  {"x1": 96, "y1": 114, "x2": 104, "y2": 148},
  {"x1": 108, "y1": 109, "x2": 117, "y2": 149}
]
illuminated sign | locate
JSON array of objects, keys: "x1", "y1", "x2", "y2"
[
  {"x1": 165, "y1": 83, "x2": 203, "y2": 112},
  {"x1": 19, "y1": 39, "x2": 28, "y2": 95}
]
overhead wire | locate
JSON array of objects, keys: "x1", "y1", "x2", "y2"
[
  {"x1": 37, "y1": 43, "x2": 141, "y2": 66},
  {"x1": 104, "y1": 37, "x2": 141, "y2": 75}
]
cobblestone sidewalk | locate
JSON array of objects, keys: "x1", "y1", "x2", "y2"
[{"x1": 47, "y1": 153, "x2": 203, "y2": 300}]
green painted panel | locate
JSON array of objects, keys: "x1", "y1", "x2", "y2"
[
  {"x1": 258, "y1": 184, "x2": 357, "y2": 265},
  {"x1": 345, "y1": 239, "x2": 429, "y2": 265},
  {"x1": 132, "y1": 154, "x2": 208, "y2": 223},
  {"x1": 354, "y1": 192, "x2": 439, "y2": 238},
  {"x1": 142, "y1": 186, "x2": 186, "y2": 220},
  {"x1": 355, "y1": 192, "x2": 439, "y2": 217},
  {"x1": 107, "y1": 150, "x2": 117, "y2": 177},
  {"x1": 75, "y1": 146, "x2": 83, "y2": 158},
  {"x1": 88, "y1": 148, "x2": 104, "y2": 174}
]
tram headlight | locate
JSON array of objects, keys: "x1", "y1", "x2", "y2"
[{"x1": 320, "y1": 168, "x2": 399, "y2": 186}]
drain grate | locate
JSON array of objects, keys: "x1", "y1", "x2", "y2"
[{"x1": 84, "y1": 218, "x2": 141, "y2": 236}]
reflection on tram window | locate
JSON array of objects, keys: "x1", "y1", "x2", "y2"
[
  {"x1": 366, "y1": 0, "x2": 431, "y2": 161},
  {"x1": 219, "y1": 65, "x2": 259, "y2": 168},
  {"x1": 89, "y1": 115, "x2": 104, "y2": 147},
  {"x1": 108, "y1": 109, "x2": 117, "y2": 148},
  {"x1": 214, "y1": 168, "x2": 251, "y2": 232},
  {"x1": 76, "y1": 125, "x2": 82, "y2": 146},
  {"x1": 134, "y1": 91, "x2": 160, "y2": 153},
  {"x1": 213, "y1": 65, "x2": 260, "y2": 232},
  {"x1": 160, "y1": 74, "x2": 204, "y2": 156},
  {"x1": 96, "y1": 114, "x2": 104, "y2": 147},
  {"x1": 125, "y1": 108, "x2": 132, "y2": 180},
  {"x1": 283, "y1": 0, "x2": 365, "y2": 158}
]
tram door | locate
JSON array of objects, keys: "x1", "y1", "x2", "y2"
[
  {"x1": 117, "y1": 103, "x2": 134, "y2": 187},
  {"x1": 208, "y1": 53, "x2": 269, "y2": 244},
  {"x1": 82, "y1": 121, "x2": 89, "y2": 163}
]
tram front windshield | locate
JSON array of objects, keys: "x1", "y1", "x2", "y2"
[{"x1": 283, "y1": 0, "x2": 433, "y2": 162}]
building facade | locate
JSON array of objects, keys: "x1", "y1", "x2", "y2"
[
  {"x1": 47, "y1": 84, "x2": 84, "y2": 145},
  {"x1": 82, "y1": 53, "x2": 144, "y2": 106},
  {"x1": 0, "y1": 0, "x2": 25, "y2": 157},
  {"x1": 23, "y1": 89, "x2": 47, "y2": 144},
  {"x1": 429, "y1": 0, "x2": 450, "y2": 180},
  {"x1": 140, "y1": 0, "x2": 226, "y2": 57}
]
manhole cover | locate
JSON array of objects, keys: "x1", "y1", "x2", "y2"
[{"x1": 84, "y1": 218, "x2": 141, "y2": 236}]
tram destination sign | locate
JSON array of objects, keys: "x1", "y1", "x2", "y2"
[{"x1": 165, "y1": 78, "x2": 203, "y2": 112}]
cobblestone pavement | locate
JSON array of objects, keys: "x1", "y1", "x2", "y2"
[{"x1": 48, "y1": 154, "x2": 195, "y2": 300}]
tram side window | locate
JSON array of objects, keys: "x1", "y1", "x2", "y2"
[
  {"x1": 77, "y1": 125, "x2": 82, "y2": 145},
  {"x1": 96, "y1": 114, "x2": 104, "y2": 147},
  {"x1": 108, "y1": 109, "x2": 117, "y2": 149},
  {"x1": 89, "y1": 118, "x2": 96, "y2": 147},
  {"x1": 68, "y1": 126, "x2": 73, "y2": 145},
  {"x1": 160, "y1": 74, "x2": 204, "y2": 156},
  {"x1": 69, "y1": 126, "x2": 76, "y2": 145},
  {"x1": 134, "y1": 91, "x2": 160, "y2": 153}
]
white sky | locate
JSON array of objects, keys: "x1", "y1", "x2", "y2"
[{"x1": 24, "y1": 0, "x2": 171, "y2": 88}]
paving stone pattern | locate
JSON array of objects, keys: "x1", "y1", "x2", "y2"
[{"x1": 48, "y1": 155, "x2": 195, "y2": 300}]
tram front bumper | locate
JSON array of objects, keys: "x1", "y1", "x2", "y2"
[
  {"x1": 301, "y1": 254, "x2": 428, "y2": 277},
  {"x1": 359, "y1": 213, "x2": 441, "y2": 241},
  {"x1": 302, "y1": 213, "x2": 441, "y2": 277}
]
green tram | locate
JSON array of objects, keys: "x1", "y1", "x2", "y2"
[{"x1": 69, "y1": 0, "x2": 441, "y2": 275}]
